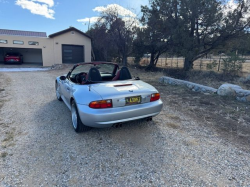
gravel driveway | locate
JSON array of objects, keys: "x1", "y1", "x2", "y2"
[{"x1": 0, "y1": 68, "x2": 250, "y2": 186}]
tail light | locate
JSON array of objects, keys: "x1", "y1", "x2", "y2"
[
  {"x1": 89, "y1": 99, "x2": 112, "y2": 109},
  {"x1": 150, "y1": 93, "x2": 160, "y2": 102}
]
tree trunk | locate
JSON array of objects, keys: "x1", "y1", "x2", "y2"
[
  {"x1": 122, "y1": 54, "x2": 127, "y2": 67},
  {"x1": 183, "y1": 57, "x2": 193, "y2": 71},
  {"x1": 149, "y1": 53, "x2": 155, "y2": 67},
  {"x1": 146, "y1": 53, "x2": 156, "y2": 70},
  {"x1": 154, "y1": 53, "x2": 160, "y2": 66}
]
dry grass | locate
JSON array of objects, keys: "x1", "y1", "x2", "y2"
[
  {"x1": 162, "y1": 67, "x2": 249, "y2": 90},
  {"x1": 128, "y1": 66, "x2": 250, "y2": 150},
  {"x1": 166, "y1": 122, "x2": 180, "y2": 129},
  {"x1": 2, "y1": 131, "x2": 15, "y2": 143},
  {"x1": 0, "y1": 73, "x2": 15, "y2": 158},
  {"x1": 183, "y1": 138, "x2": 200, "y2": 146},
  {"x1": 1, "y1": 129, "x2": 16, "y2": 149},
  {"x1": 129, "y1": 57, "x2": 250, "y2": 89},
  {"x1": 129, "y1": 66, "x2": 165, "y2": 81},
  {"x1": 0, "y1": 152, "x2": 8, "y2": 158},
  {"x1": 0, "y1": 80, "x2": 4, "y2": 109},
  {"x1": 166, "y1": 114, "x2": 181, "y2": 121},
  {"x1": 0, "y1": 74, "x2": 6, "y2": 113}
]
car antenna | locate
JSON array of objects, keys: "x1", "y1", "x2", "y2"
[{"x1": 89, "y1": 84, "x2": 91, "y2": 91}]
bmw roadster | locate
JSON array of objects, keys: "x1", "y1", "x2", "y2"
[{"x1": 55, "y1": 62, "x2": 163, "y2": 132}]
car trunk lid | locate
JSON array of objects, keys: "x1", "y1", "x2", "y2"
[{"x1": 90, "y1": 80, "x2": 157, "y2": 108}]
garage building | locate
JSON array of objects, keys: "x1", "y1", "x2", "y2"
[{"x1": 0, "y1": 27, "x2": 92, "y2": 66}]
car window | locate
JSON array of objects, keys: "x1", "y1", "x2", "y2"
[
  {"x1": 13, "y1": 40, "x2": 24, "y2": 45},
  {"x1": 96, "y1": 64, "x2": 115, "y2": 74},
  {"x1": 70, "y1": 64, "x2": 93, "y2": 77},
  {"x1": 0, "y1": 39, "x2": 7, "y2": 44},
  {"x1": 70, "y1": 63, "x2": 115, "y2": 77}
]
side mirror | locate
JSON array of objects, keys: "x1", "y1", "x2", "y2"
[
  {"x1": 60, "y1": 76, "x2": 66, "y2": 80},
  {"x1": 134, "y1": 77, "x2": 140, "y2": 80}
]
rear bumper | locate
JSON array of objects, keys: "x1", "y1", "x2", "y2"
[
  {"x1": 77, "y1": 99, "x2": 163, "y2": 128},
  {"x1": 4, "y1": 59, "x2": 22, "y2": 64}
]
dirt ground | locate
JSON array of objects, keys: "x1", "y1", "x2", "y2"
[
  {"x1": 0, "y1": 66, "x2": 250, "y2": 186},
  {"x1": 130, "y1": 68, "x2": 250, "y2": 150}
]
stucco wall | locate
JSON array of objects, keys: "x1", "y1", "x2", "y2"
[
  {"x1": 50, "y1": 31, "x2": 92, "y2": 64},
  {"x1": 0, "y1": 30, "x2": 91, "y2": 66},
  {"x1": 0, "y1": 35, "x2": 52, "y2": 65}
]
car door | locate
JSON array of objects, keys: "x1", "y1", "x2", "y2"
[{"x1": 61, "y1": 78, "x2": 73, "y2": 107}]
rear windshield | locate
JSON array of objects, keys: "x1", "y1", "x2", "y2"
[
  {"x1": 71, "y1": 63, "x2": 116, "y2": 76},
  {"x1": 6, "y1": 53, "x2": 19, "y2": 56},
  {"x1": 97, "y1": 64, "x2": 115, "y2": 74}
]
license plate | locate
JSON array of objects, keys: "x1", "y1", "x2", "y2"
[{"x1": 125, "y1": 96, "x2": 141, "y2": 105}]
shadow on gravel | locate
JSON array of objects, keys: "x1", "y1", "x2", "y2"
[
  {"x1": 24, "y1": 99, "x2": 169, "y2": 185},
  {"x1": 32, "y1": 98, "x2": 166, "y2": 155},
  {"x1": 33, "y1": 99, "x2": 160, "y2": 137}
]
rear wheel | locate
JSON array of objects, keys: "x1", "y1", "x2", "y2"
[
  {"x1": 56, "y1": 82, "x2": 62, "y2": 101},
  {"x1": 71, "y1": 100, "x2": 91, "y2": 133}
]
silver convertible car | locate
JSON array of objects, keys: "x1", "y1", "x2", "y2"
[{"x1": 55, "y1": 62, "x2": 163, "y2": 132}]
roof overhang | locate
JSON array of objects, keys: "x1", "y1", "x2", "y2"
[{"x1": 49, "y1": 27, "x2": 91, "y2": 40}]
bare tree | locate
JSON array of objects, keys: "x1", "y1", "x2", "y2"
[{"x1": 96, "y1": 5, "x2": 138, "y2": 66}]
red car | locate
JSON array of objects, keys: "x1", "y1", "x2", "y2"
[{"x1": 4, "y1": 52, "x2": 23, "y2": 64}]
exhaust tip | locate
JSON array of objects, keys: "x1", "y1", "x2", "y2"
[
  {"x1": 146, "y1": 117, "x2": 152, "y2": 122},
  {"x1": 112, "y1": 123, "x2": 122, "y2": 128}
]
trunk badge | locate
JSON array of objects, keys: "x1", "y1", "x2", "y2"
[{"x1": 129, "y1": 90, "x2": 133, "y2": 92}]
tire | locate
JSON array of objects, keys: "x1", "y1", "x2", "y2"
[
  {"x1": 71, "y1": 100, "x2": 91, "y2": 133},
  {"x1": 55, "y1": 82, "x2": 62, "y2": 101}
]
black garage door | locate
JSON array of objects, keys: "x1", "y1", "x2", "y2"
[{"x1": 62, "y1": 45, "x2": 84, "y2": 64}]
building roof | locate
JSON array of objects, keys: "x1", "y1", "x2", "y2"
[
  {"x1": 49, "y1": 27, "x2": 91, "y2": 39},
  {"x1": 0, "y1": 29, "x2": 47, "y2": 37}
]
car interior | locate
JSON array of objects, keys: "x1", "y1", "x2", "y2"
[
  {"x1": 68, "y1": 65, "x2": 132, "y2": 85},
  {"x1": 112, "y1": 67, "x2": 132, "y2": 81}
]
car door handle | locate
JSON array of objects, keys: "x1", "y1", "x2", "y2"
[{"x1": 67, "y1": 88, "x2": 70, "y2": 91}]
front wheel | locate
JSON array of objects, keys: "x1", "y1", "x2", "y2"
[
  {"x1": 71, "y1": 100, "x2": 91, "y2": 133},
  {"x1": 55, "y1": 82, "x2": 62, "y2": 101}
]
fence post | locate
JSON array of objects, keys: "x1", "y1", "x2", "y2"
[{"x1": 218, "y1": 54, "x2": 221, "y2": 72}]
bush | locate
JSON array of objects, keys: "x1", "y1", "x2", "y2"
[
  {"x1": 206, "y1": 60, "x2": 218, "y2": 70},
  {"x1": 164, "y1": 68, "x2": 240, "y2": 89},
  {"x1": 222, "y1": 53, "x2": 245, "y2": 75},
  {"x1": 164, "y1": 68, "x2": 188, "y2": 79}
]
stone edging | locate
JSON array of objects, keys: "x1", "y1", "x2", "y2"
[
  {"x1": 159, "y1": 76, "x2": 250, "y2": 102},
  {"x1": 159, "y1": 76, "x2": 217, "y2": 94}
]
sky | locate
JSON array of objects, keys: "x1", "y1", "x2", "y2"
[{"x1": 0, "y1": 0, "x2": 148, "y2": 35}]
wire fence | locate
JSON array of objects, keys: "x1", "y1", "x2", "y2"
[{"x1": 128, "y1": 56, "x2": 250, "y2": 75}]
